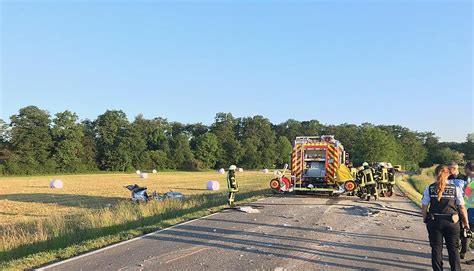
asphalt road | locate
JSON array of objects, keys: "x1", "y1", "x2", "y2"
[{"x1": 41, "y1": 192, "x2": 460, "y2": 271}]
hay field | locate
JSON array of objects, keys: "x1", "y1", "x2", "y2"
[{"x1": 0, "y1": 171, "x2": 270, "y2": 225}]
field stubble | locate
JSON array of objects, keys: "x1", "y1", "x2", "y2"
[{"x1": 0, "y1": 171, "x2": 271, "y2": 269}]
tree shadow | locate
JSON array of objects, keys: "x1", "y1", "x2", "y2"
[
  {"x1": 0, "y1": 193, "x2": 124, "y2": 209},
  {"x1": 203, "y1": 217, "x2": 429, "y2": 246},
  {"x1": 144, "y1": 223, "x2": 431, "y2": 270}
]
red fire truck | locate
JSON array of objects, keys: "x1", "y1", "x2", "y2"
[{"x1": 270, "y1": 135, "x2": 356, "y2": 195}]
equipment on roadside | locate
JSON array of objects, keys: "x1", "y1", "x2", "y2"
[
  {"x1": 269, "y1": 135, "x2": 356, "y2": 196},
  {"x1": 269, "y1": 163, "x2": 291, "y2": 194}
]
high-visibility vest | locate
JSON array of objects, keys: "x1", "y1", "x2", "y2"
[
  {"x1": 350, "y1": 167, "x2": 358, "y2": 180},
  {"x1": 379, "y1": 168, "x2": 388, "y2": 183},
  {"x1": 363, "y1": 168, "x2": 376, "y2": 185}
]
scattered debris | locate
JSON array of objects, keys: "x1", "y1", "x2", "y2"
[
  {"x1": 274, "y1": 267, "x2": 286, "y2": 271},
  {"x1": 213, "y1": 229, "x2": 217, "y2": 232},
  {"x1": 283, "y1": 224, "x2": 291, "y2": 227},
  {"x1": 326, "y1": 226, "x2": 333, "y2": 231},
  {"x1": 394, "y1": 226, "x2": 411, "y2": 231},
  {"x1": 344, "y1": 206, "x2": 380, "y2": 217},
  {"x1": 238, "y1": 206, "x2": 260, "y2": 213},
  {"x1": 164, "y1": 191, "x2": 184, "y2": 200}
]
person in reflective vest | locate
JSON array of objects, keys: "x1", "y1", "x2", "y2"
[
  {"x1": 227, "y1": 165, "x2": 239, "y2": 206},
  {"x1": 362, "y1": 162, "x2": 378, "y2": 201},
  {"x1": 376, "y1": 163, "x2": 389, "y2": 196},
  {"x1": 462, "y1": 161, "x2": 474, "y2": 265},
  {"x1": 387, "y1": 163, "x2": 396, "y2": 185}
]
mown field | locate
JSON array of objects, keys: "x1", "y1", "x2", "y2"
[{"x1": 0, "y1": 170, "x2": 272, "y2": 269}]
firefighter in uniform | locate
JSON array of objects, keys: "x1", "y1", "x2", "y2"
[
  {"x1": 421, "y1": 165, "x2": 469, "y2": 271},
  {"x1": 361, "y1": 162, "x2": 378, "y2": 201},
  {"x1": 387, "y1": 163, "x2": 396, "y2": 195},
  {"x1": 227, "y1": 165, "x2": 239, "y2": 206},
  {"x1": 376, "y1": 163, "x2": 389, "y2": 197}
]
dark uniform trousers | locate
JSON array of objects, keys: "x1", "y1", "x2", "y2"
[
  {"x1": 427, "y1": 218, "x2": 461, "y2": 271},
  {"x1": 426, "y1": 183, "x2": 462, "y2": 271}
]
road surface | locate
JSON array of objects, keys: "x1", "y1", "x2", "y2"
[{"x1": 42, "y1": 192, "x2": 460, "y2": 270}]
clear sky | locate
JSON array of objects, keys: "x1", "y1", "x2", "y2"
[{"x1": 1, "y1": 1, "x2": 472, "y2": 142}]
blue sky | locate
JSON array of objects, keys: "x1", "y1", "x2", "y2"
[{"x1": 1, "y1": 1, "x2": 472, "y2": 142}]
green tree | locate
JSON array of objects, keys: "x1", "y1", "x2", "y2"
[
  {"x1": 274, "y1": 119, "x2": 302, "y2": 142},
  {"x1": 419, "y1": 132, "x2": 441, "y2": 167},
  {"x1": 0, "y1": 119, "x2": 10, "y2": 148},
  {"x1": 275, "y1": 136, "x2": 292, "y2": 167},
  {"x1": 437, "y1": 147, "x2": 464, "y2": 165},
  {"x1": 331, "y1": 124, "x2": 360, "y2": 159},
  {"x1": 463, "y1": 133, "x2": 474, "y2": 160},
  {"x1": 79, "y1": 120, "x2": 98, "y2": 171},
  {"x1": 51, "y1": 111, "x2": 84, "y2": 172},
  {"x1": 142, "y1": 150, "x2": 168, "y2": 170},
  {"x1": 118, "y1": 122, "x2": 147, "y2": 170},
  {"x1": 7, "y1": 106, "x2": 55, "y2": 174},
  {"x1": 133, "y1": 115, "x2": 171, "y2": 161},
  {"x1": 194, "y1": 133, "x2": 221, "y2": 169},
  {"x1": 378, "y1": 125, "x2": 427, "y2": 170},
  {"x1": 300, "y1": 120, "x2": 323, "y2": 136},
  {"x1": 238, "y1": 115, "x2": 277, "y2": 168},
  {"x1": 352, "y1": 124, "x2": 399, "y2": 165},
  {"x1": 95, "y1": 110, "x2": 130, "y2": 171},
  {"x1": 171, "y1": 134, "x2": 194, "y2": 170},
  {"x1": 211, "y1": 113, "x2": 242, "y2": 167}
]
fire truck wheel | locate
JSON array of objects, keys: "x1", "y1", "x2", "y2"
[
  {"x1": 344, "y1": 181, "x2": 356, "y2": 192},
  {"x1": 269, "y1": 179, "x2": 280, "y2": 190}
]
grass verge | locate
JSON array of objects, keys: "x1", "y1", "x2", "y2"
[
  {"x1": 396, "y1": 175, "x2": 422, "y2": 208},
  {"x1": 0, "y1": 189, "x2": 270, "y2": 270},
  {"x1": 396, "y1": 167, "x2": 436, "y2": 208}
]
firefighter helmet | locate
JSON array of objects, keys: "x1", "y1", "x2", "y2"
[
  {"x1": 229, "y1": 165, "x2": 237, "y2": 171},
  {"x1": 362, "y1": 162, "x2": 369, "y2": 167}
]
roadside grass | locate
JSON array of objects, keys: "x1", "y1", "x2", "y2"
[
  {"x1": 396, "y1": 175, "x2": 422, "y2": 208},
  {"x1": 396, "y1": 166, "x2": 436, "y2": 208},
  {"x1": 408, "y1": 167, "x2": 434, "y2": 195},
  {"x1": 0, "y1": 188, "x2": 270, "y2": 270}
]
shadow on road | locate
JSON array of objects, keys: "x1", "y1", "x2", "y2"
[{"x1": 145, "y1": 221, "x2": 432, "y2": 270}]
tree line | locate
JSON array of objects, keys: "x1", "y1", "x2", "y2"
[{"x1": 0, "y1": 106, "x2": 472, "y2": 175}]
